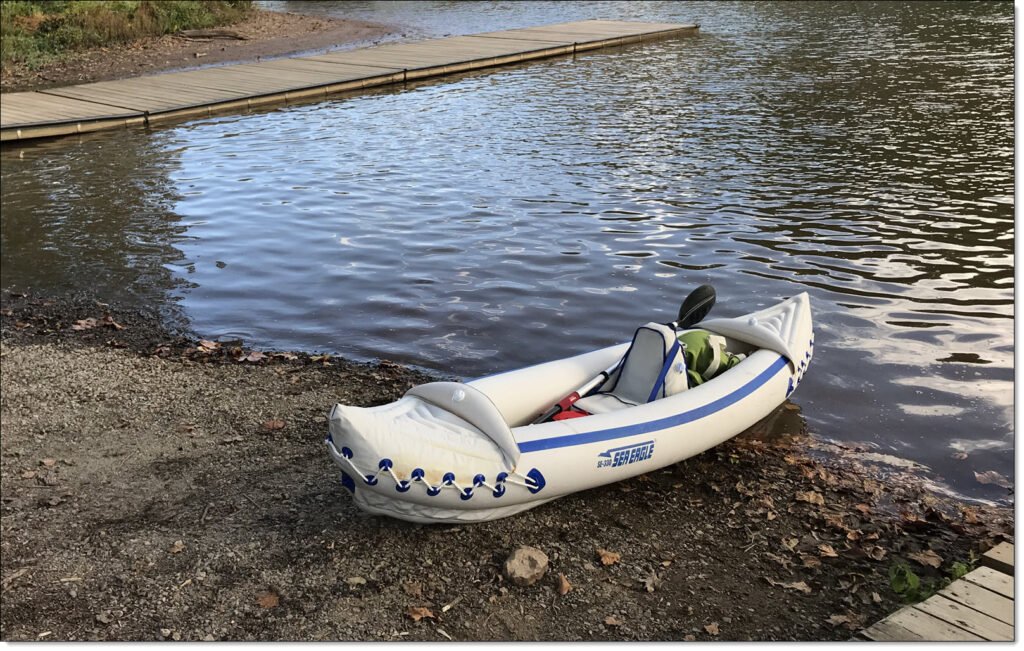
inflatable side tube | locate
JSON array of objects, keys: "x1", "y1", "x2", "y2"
[
  {"x1": 406, "y1": 382, "x2": 521, "y2": 468},
  {"x1": 701, "y1": 292, "x2": 812, "y2": 369}
]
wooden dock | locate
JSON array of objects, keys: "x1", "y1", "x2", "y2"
[
  {"x1": 0, "y1": 19, "x2": 697, "y2": 142},
  {"x1": 860, "y1": 542, "x2": 1014, "y2": 642}
]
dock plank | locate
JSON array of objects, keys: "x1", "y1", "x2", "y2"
[
  {"x1": 964, "y1": 565, "x2": 1014, "y2": 599},
  {"x1": 885, "y1": 606, "x2": 985, "y2": 641},
  {"x1": 939, "y1": 579, "x2": 1014, "y2": 625},
  {"x1": 860, "y1": 618, "x2": 926, "y2": 641},
  {"x1": 982, "y1": 542, "x2": 1014, "y2": 575},
  {"x1": 914, "y1": 594, "x2": 1013, "y2": 641},
  {"x1": 0, "y1": 91, "x2": 141, "y2": 126},
  {"x1": 0, "y1": 19, "x2": 697, "y2": 140}
]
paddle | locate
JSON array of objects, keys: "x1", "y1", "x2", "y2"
[{"x1": 532, "y1": 284, "x2": 717, "y2": 424}]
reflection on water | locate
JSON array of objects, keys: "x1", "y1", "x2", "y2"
[{"x1": 0, "y1": 1, "x2": 1013, "y2": 501}]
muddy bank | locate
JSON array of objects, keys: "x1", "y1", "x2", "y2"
[
  {"x1": 0, "y1": 291, "x2": 1013, "y2": 641},
  {"x1": 1, "y1": 9, "x2": 402, "y2": 93}
]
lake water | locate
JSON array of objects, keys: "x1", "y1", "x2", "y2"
[{"x1": 0, "y1": 1, "x2": 1013, "y2": 501}]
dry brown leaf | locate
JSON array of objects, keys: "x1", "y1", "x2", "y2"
[
  {"x1": 169, "y1": 540, "x2": 185, "y2": 554},
  {"x1": 262, "y1": 419, "x2": 286, "y2": 431},
  {"x1": 974, "y1": 470, "x2": 1012, "y2": 489},
  {"x1": 402, "y1": 582, "x2": 423, "y2": 598},
  {"x1": 661, "y1": 559, "x2": 673, "y2": 567},
  {"x1": 800, "y1": 554, "x2": 822, "y2": 569},
  {"x1": 766, "y1": 577, "x2": 812, "y2": 594},
  {"x1": 871, "y1": 592, "x2": 881, "y2": 603},
  {"x1": 596, "y1": 549, "x2": 621, "y2": 566},
  {"x1": 197, "y1": 340, "x2": 220, "y2": 352},
  {"x1": 704, "y1": 622, "x2": 719, "y2": 636},
  {"x1": 20, "y1": 470, "x2": 37, "y2": 479},
  {"x1": 962, "y1": 507, "x2": 981, "y2": 525},
  {"x1": 781, "y1": 536, "x2": 799, "y2": 552},
  {"x1": 257, "y1": 589, "x2": 280, "y2": 609},
  {"x1": 866, "y1": 546, "x2": 887, "y2": 561},
  {"x1": 557, "y1": 573, "x2": 572, "y2": 596},
  {"x1": 40, "y1": 458, "x2": 57, "y2": 468},
  {"x1": 101, "y1": 315, "x2": 124, "y2": 330},
  {"x1": 240, "y1": 351, "x2": 266, "y2": 363},
  {"x1": 71, "y1": 318, "x2": 97, "y2": 331},
  {"x1": 907, "y1": 549, "x2": 943, "y2": 569},
  {"x1": 853, "y1": 503, "x2": 871, "y2": 516},
  {"x1": 796, "y1": 490, "x2": 825, "y2": 506},
  {"x1": 407, "y1": 606, "x2": 435, "y2": 622},
  {"x1": 826, "y1": 614, "x2": 850, "y2": 627},
  {"x1": 641, "y1": 570, "x2": 660, "y2": 593},
  {"x1": 604, "y1": 615, "x2": 623, "y2": 627},
  {"x1": 767, "y1": 511, "x2": 777, "y2": 521},
  {"x1": 818, "y1": 544, "x2": 838, "y2": 558},
  {"x1": 274, "y1": 352, "x2": 298, "y2": 360},
  {"x1": 951, "y1": 451, "x2": 968, "y2": 461},
  {"x1": 846, "y1": 530, "x2": 862, "y2": 541}
]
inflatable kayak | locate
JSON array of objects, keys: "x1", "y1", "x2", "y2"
[{"x1": 326, "y1": 292, "x2": 813, "y2": 524}]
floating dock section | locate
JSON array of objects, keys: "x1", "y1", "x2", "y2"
[{"x1": 0, "y1": 20, "x2": 697, "y2": 142}]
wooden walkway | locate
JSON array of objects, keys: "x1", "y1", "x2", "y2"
[
  {"x1": 0, "y1": 19, "x2": 697, "y2": 142},
  {"x1": 860, "y1": 542, "x2": 1015, "y2": 642}
]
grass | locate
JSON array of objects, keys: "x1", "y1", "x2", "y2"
[{"x1": 1, "y1": 1, "x2": 253, "y2": 69}]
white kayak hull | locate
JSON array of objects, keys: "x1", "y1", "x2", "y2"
[{"x1": 327, "y1": 293, "x2": 814, "y2": 523}]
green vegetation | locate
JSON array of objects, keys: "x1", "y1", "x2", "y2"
[
  {"x1": 1, "y1": 0, "x2": 253, "y2": 68},
  {"x1": 889, "y1": 551, "x2": 977, "y2": 603}
]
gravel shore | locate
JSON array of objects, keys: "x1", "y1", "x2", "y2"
[{"x1": 0, "y1": 291, "x2": 1012, "y2": 641}]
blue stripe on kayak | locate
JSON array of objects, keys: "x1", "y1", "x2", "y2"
[{"x1": 517, "y1": 355, "x2": 789, "y2": 454}]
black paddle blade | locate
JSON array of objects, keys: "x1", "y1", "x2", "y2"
[{"x1": 676, "y1": 284, "x2": 716, "y2": 328}]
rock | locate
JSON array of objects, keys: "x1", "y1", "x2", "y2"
[
  {"x1": 503, "y1": 545, "x2": 549, "y2": 586},
  {"x1": 95, "y1": 612, "x2": 112, "y2": 625},
  {"x1": 160, "y1": 628, "x2": 171, "y2": 638},
  {"x1": 346, "y1": 576, "x2": 366, "y2": 588}
]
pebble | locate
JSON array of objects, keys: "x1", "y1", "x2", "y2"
[
  {"x1": 503, "y1": 545, "x2": 549, "y2": 587},
  {"x1": 95, "y1": 612, "x2": 112, "y2": 625}
]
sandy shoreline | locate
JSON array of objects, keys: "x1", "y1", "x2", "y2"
[
  {"x1": 0, "y1": 289, "x2": 1012, "y2": 641},
  {"x1": 1, "y1": 9, "x2": 403, "y2": 93}
]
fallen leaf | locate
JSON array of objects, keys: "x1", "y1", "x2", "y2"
[
  {"x1": 101, "y1": 315, "x2": 124, "y2": 330},
  {"x1": 557, "y1": 573, "x2": 572, "y2": 596},
  {"x1": 407, "y1": 606, "x2": 434, "y2": 622},
  {"x1": 641, "y1": 570, "x2": 660, "y2": 593},
  {"x1": 865, "y1": 546, "x2": 887, "y2": 561},
  {"x1": 826, "y1": 614, "x2": 850, "y2": 627},
  {"x1": 704, "y1": 622, "x2": 719, "y2": 636},
  {"x1": 962, "y1": 507, "x2": 981, "y2": 525},
  {"x1": 604, "y1": 615, "x2": 623, "y2": 627},
  {"x1": 974, "y1": 470, "x2": 1012, "y2": 489},
  {"x1": 765, "y1": 577, "x2": 812, "y2": 594},
  {"x1": 767, "y1": 511, "x2": 777, "y2": 521},
  {"x1": 796, "y1": 490, "x2": 825, "y2": 506},
  {"x1": 274, "y1": 352, "x2": 298, "y2": 360},
  {"x1": 781, "y1": 536, "x2": 799, "y2": 552},
  {"x1": 240, "y1": 351, "x2": 266, "y2": 363},
  {"x1": 20, "y1": 470, "x2": 36, "y2": 480},
  {"x1": 71, "y1": 318, "x2": 97, "y2": 331},
  {"x1": 257, "y1": 589, "x2": 280, "y2": 609},
  {"x1": 197, "y1": 340, "x2": 220, "y2": 352},
  {"x1": 871, "y1": 592, "x2": 881, "y2": 604},
  {"x1": 402, "y1": 582, "x2": 423, "y2": 598},
  {"x1": 596, "y1": 549, "x2": 621, "y2": 566},
  {"x1": 800, "y1": 554, "x2": 822, "y2": 568},
  {"x1": 683, "y1": 634, "x2": 696, "y2": 641},
  {"x1": 262, "y1": 419, "x2": 286, "y2": 431},
  {"x1": 853, "y1": 503, "x2": 871, "y2": 516},
  {"x1": 818, "y1": 544, "x2": 838, "y2": 558},
  {"x1": 40, "y1": 458, "x2": 57, "y2": 468},
  {"x1": 951, "y1": 451, "x2": 968, "y2": 461},
  {"x1": 907, "y1": 549, "x2": 943, "y2": 569},
  {"x1": 169, "y1": 540, "x2": 185, "y2": 554},
  {"x1": 661, "y1": 560, "x2": 673, "y2": 568}
]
